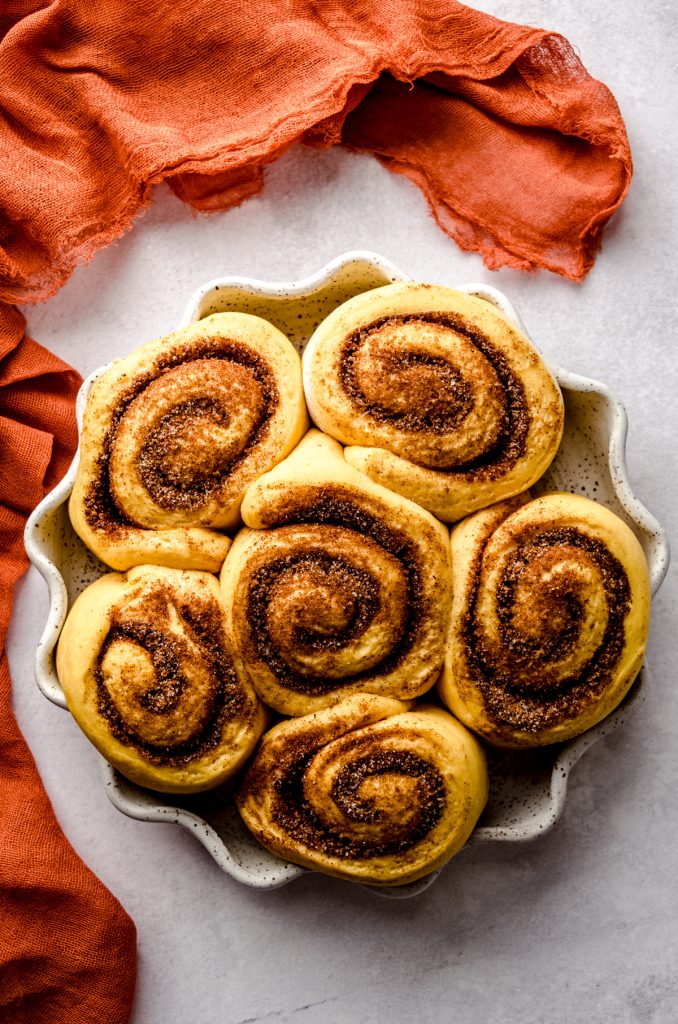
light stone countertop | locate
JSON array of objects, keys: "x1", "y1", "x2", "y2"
[{"x1": 7, "y1": 2, "x2": 677, "y2": 1022}]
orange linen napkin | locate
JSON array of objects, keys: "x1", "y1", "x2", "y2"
[
  {"x1": 0, "y1": 0, "x2": 631, "y2": 306},
  {"x1": 0, "y1": 305, "x2": 137, "y2": 1024}
]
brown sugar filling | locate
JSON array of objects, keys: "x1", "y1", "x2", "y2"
[
  {"x1": 463, "y1": 527, "x2": 632, "y2": 732},
  {"x1": 137, "y1": 396, "x2": 240, "y2": 510},
  {"x1": 339, "y1": 313, "x2": 529, "y2": 479},
  {"x1": 244, "y1": 488, "x2": 424, "y2": 695},
  {"x1": 84, "y1": 338, "x2": 278, "y2": 533},
  {"x1": 97, "y1": 593, "x2": 249, "y2": 766},
  {"x1": 247, "y1": 553, "x2": 384, "y2": 695},
  {"x1": 272, "y1": 745, "x2": 445, "y2": 859}
]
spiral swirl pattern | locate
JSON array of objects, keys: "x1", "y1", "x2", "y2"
[
  {"x1": 56, "y1": 565, "x2": 266, "y2": 792},
  {"x1": 69, "y1": 313, "x2": 308, "y2": 571},
  {"x1": 220, "y1": 431, "x2": 452, "y2": 716},
  {"x1": 302, "y1": 283, "x2": 563, "y2": 522},
  {"x1": 237, "y1": 693, "x2": 488, "y2": 885},
  {"x1": 439, "y1": 493, "x2": 651, "y2": 747}
]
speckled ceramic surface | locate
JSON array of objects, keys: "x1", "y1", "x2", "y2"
[{"x1": 24, "y1": 250, "x2": 669, "y2": 897}]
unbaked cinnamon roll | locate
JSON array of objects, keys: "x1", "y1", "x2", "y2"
[
  {"x1": 220, "y1": 430, "x2": 451, "y2": 715},
  {"x1": 302, "y1": 283, "x2": 564, "y2": 522},
  {"x1": 56, "y1": 565, "x2": 266, "y2": 792},
  {"x1": 70, "y1": 313, "x2": 308, "y2": 570},
  {"x1": 439, "y1": 493, "x2": 651, "y2": 747},
  {"x1": 237, "y1": 693, "x2": 488, "y2": 886}
]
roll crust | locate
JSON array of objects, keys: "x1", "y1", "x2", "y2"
[
  {"x1": 302, "y1": 283, "x2": 564, "y2": 522},
  {"x1": 237, "y1": 693, "x2": 488, "y2": 886},
  {"x1": 69, "y1": 313, "x2": 308, "y2": 571},
  {"x1": 56, "y1": 565, "x2": 266, "y2": 792},
  {"x1": 439, "y1": 493, "x2": 651, "y2": 747},
  {"x1": 220, "y1": 430, "x2": 452, "y2": 715}
]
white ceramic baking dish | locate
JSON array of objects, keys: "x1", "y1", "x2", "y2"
[{"x1": 24, "y1": 250, "x2": 669, "y2": 897}]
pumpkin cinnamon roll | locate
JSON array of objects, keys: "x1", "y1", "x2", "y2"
[
  {"x1": 56, "y1": 565, "x2": 266, "y2": 792},
  {"x1": 440, "y1": 493, "x2": 651, "y2": 747},
  {"x1": 220, "y1": 430, "x2": 451, "y2": 716},
  {"x1": 302, "y1": 283, "x2": 563, "y2": 522},
  {"x1": 237, "y1": 693, "x2": 488, "y2": 886},
  {"x1": 70, "y1": 313, "x2": 308, "y2": 571}
]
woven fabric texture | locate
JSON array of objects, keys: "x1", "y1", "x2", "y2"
[
  {"x1": 0, "y1": 0, "x2": 631, "y2": 305},
  {"x1": 0, "y1": 306, "x2": 137, "y2": 1024}
]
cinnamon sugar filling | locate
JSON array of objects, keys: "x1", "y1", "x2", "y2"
[
  {"x1": 243, "y1": 488, "x2": 425, "y2": 695},
  {"x1": 96, "y1": 591, "x2": 249, "y2": 766},
  {"x1": 463, "y1": 527, "x2": 631, "y2": 732},
  {"x1": 84, "y1": 338, "x2": 278, "y2": 533},
  {"x1": 270, "y1": 744, "x2": 445, "y2": 858},
  {"x1": 339, "y1": 312, "x2": 529, "y2": 477}
]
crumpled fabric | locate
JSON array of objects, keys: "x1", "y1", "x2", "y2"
[
  {"x1": 0, "y1": 0, "x2": 630, "y2": 305},
  {"x1": 0, "y1": 305, "x2": 137, "y2": 1024}
]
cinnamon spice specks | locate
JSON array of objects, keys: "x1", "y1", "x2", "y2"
[
  {"x1": 463, "y1": 526, "x2": 631, "y2": 732},
  {"x1": 242, "y1": 487, "x2": 424, "y2": 694},
  {"x1": 84, "y1": 338, "x2": 278, "y2": 531},
  {"x1": 97, "y1": 590, "x2": 251, "y2": 767},
  {"x1": 339, "y1": 312, "x2": 529, "y2": 480}
]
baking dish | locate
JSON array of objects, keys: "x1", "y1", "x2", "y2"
[{"x1": 24, "y1": 250, "x2": 670, "y2": 896}]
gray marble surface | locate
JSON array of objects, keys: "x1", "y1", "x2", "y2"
[{"x1": 6, "y1": 2, "x2": 677, "y2": 1021}]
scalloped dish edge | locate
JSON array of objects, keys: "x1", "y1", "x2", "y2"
[{"x1": 24, "y1": 250, "x2": 670, "y2": 895}]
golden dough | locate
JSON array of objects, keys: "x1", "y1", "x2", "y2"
[
  {"x1": 69, "y1": 313, "x2": 308, "y2": 571},
  {"x1": 237, "y1": 693, "x2": 488, "y2": 886},
  {"x1": 220, "y1": 430, "x2": 451, "y2": 715},
  {"x1": 439, "y1": 492, "x2": 651, "y2": 747},
  {"x1": 56, "y1": 565, "x2": 266, "y2": 792},
  {"x1": 302, "y1": 283, "x2": 563, "y2": 522}
]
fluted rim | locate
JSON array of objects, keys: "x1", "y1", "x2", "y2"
[{"x1": 24, "y1": 249, "x2": 670, "y2": 896}]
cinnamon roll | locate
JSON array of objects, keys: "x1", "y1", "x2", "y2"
[
  {"x1": 220, "y1": 430, "x2": 452, "y2": 716},
  {"x1": 439, "y1": 493, "x2": 651, "y2": 747},
  {"x1": 302, "y1": 283, "x2": 564, "y2": 522},
  {"x1": 55, "y1": 565, "x2": 266, "y2": 792},
  {"x1": 70, "y1": 313, "x2": 308, "y2": 571},
  {"x1": 237, "y1": 693, "x2": 488, "y2": 886}
]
